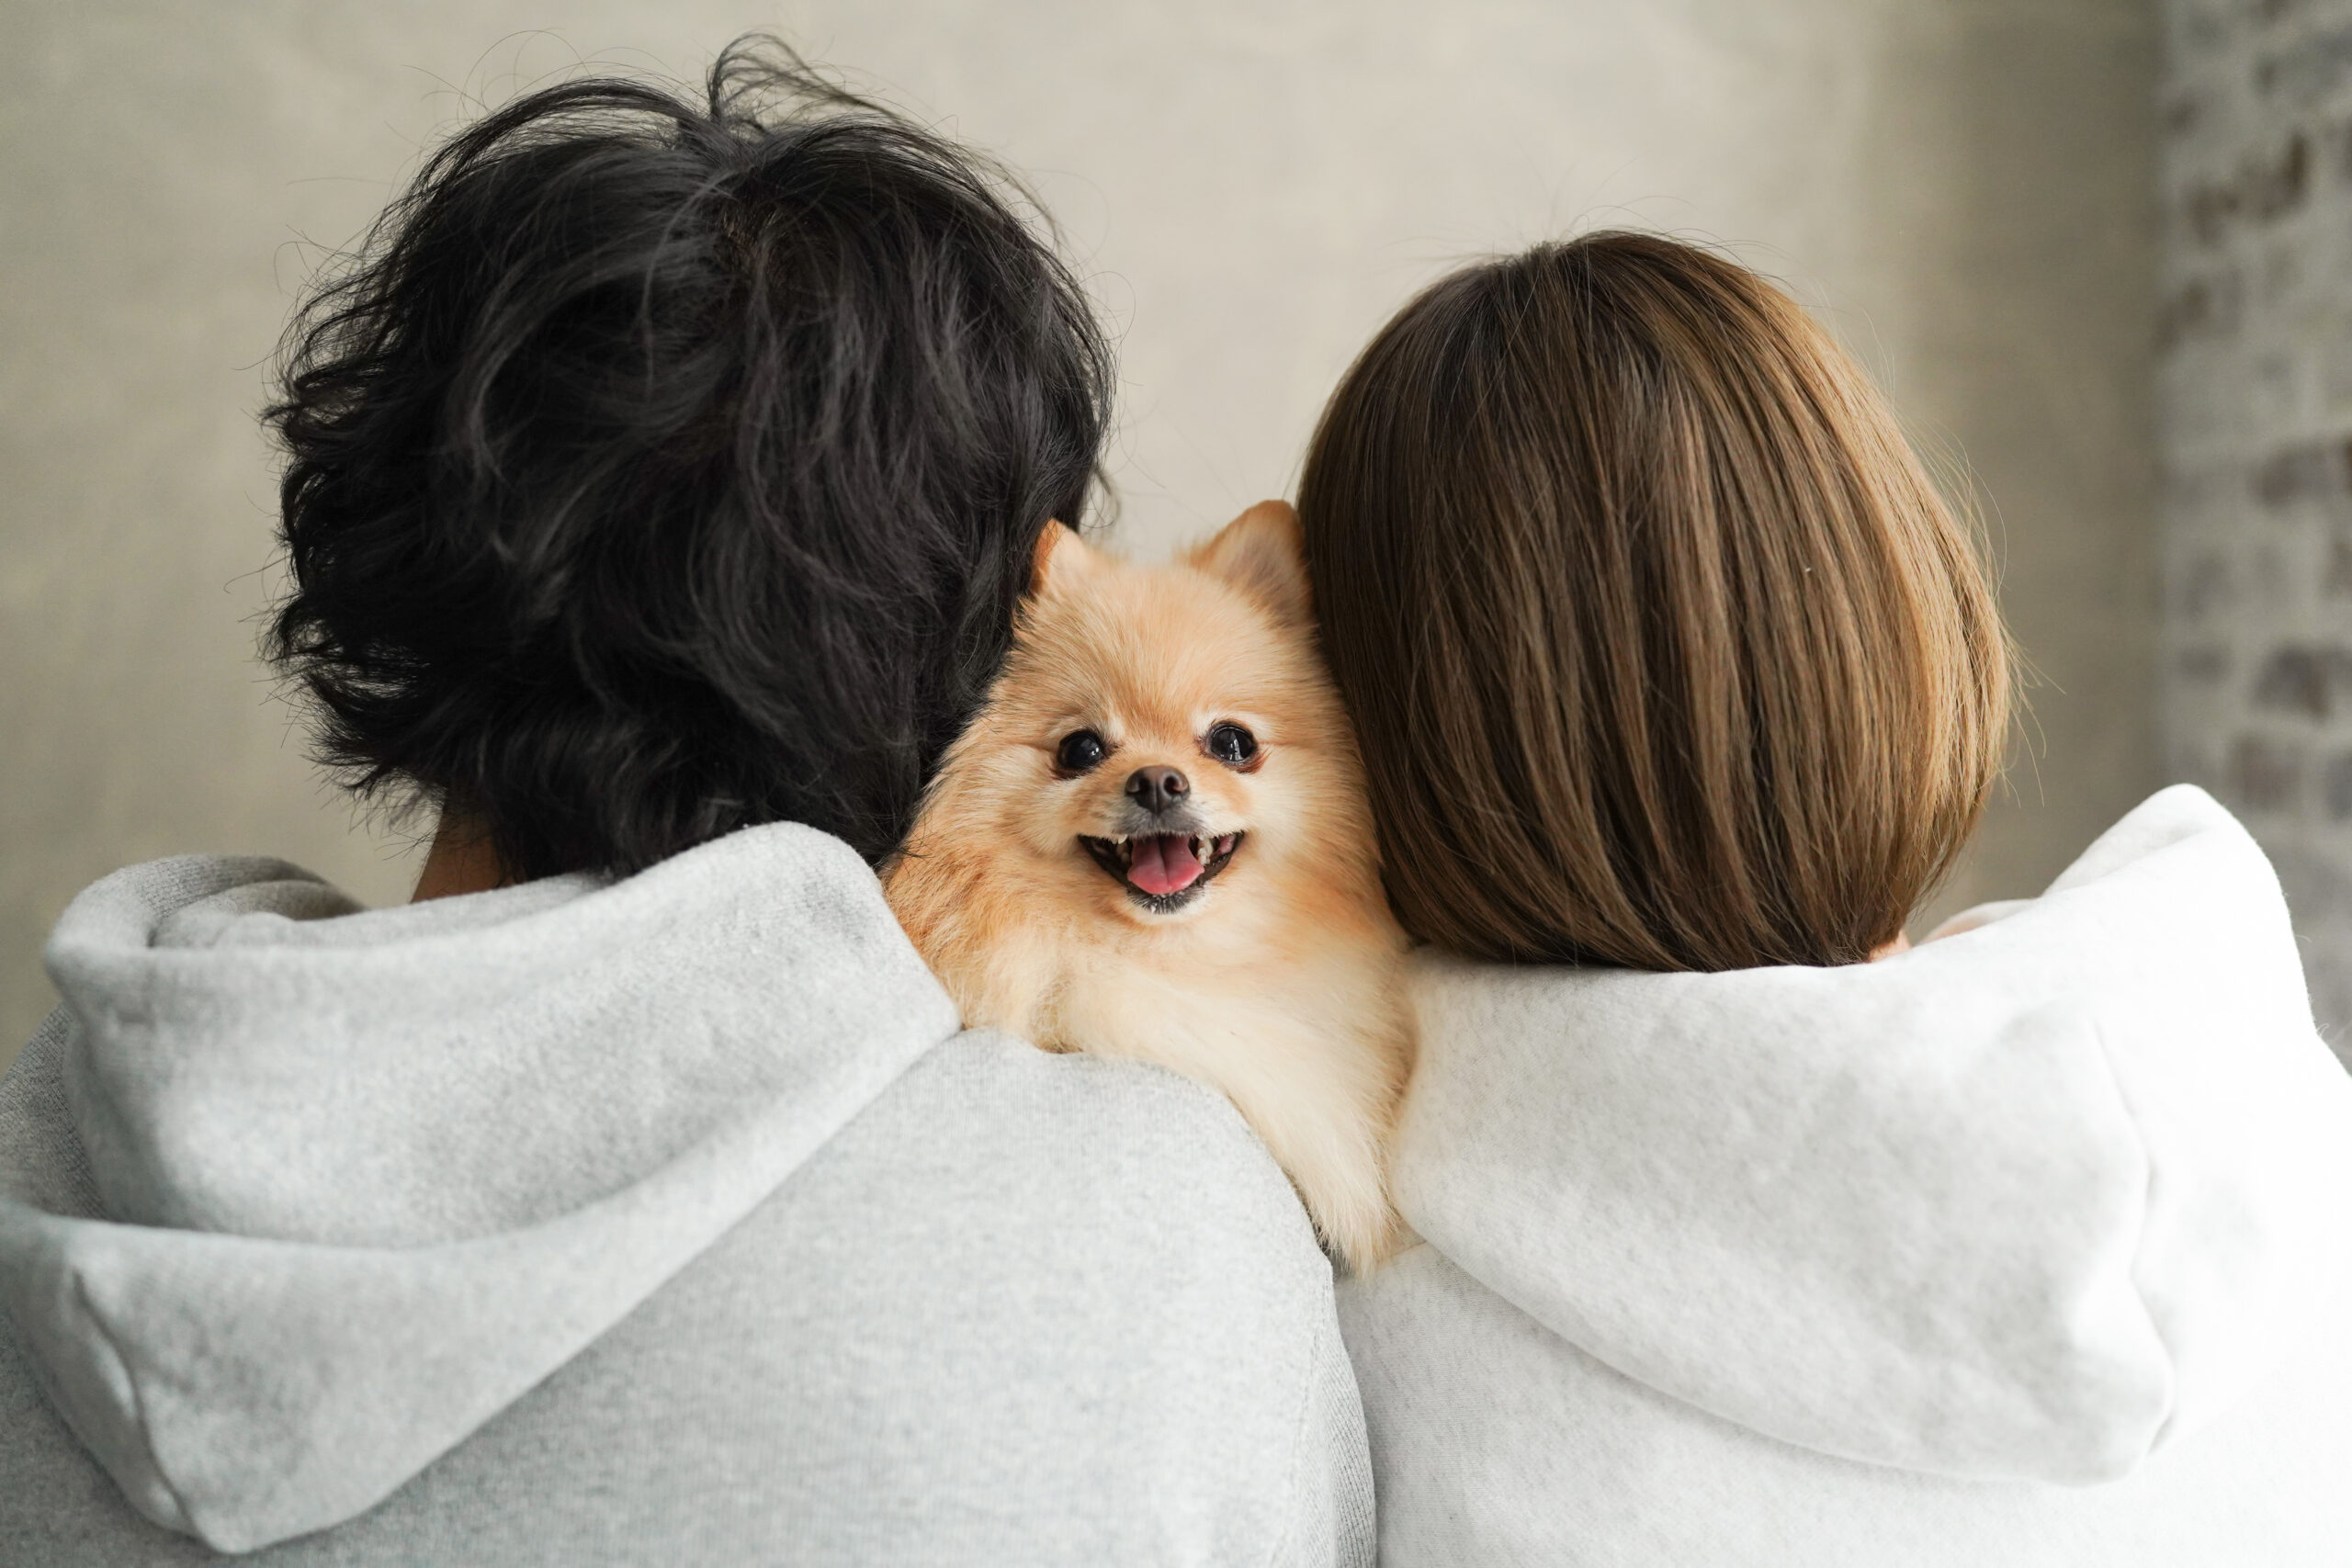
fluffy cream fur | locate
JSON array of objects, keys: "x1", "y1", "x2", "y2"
[{"x1": 886, "y1": 502, "x2": 1411, "y2": 1271}]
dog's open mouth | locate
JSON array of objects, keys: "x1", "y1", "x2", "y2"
[{"x1": 1080, "y1": 831, "x2": 1244, "y2": 912}]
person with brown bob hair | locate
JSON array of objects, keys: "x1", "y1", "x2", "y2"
[
  {"x1": 1302, "y1": 231, "x2": 2007, "y2": 971},
  {"x1": 1302, "y1": 233, "x2": 2352, "y2": 1565}
]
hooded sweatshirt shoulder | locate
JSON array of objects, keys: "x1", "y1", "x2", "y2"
[
  {"x1": 0, "y1": 827, "x2": 1372, "y2": 1566},
  {"x1": 1340, "y1": 786, "x2": 2352, "y2": 1566}
]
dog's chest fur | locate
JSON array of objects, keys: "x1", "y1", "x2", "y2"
[{"x1": 893, "y1": 839, "x2": 1408, "y2": 1272}]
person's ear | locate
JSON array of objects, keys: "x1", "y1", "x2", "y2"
[
  {"x1": 1029, "y1": 520, "x2": 1107, "y2": 600},
  {"x1": 1191, "y1": 501, "x2": 1311, "y2": 625}
]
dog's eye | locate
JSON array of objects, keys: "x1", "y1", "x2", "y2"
[
  {"x1": 1055, "y1": 729, "x2": 1108, "y2": 774},
  {"x1": 1205, "y1": 722, "x2": 1258, "y2": 767}
]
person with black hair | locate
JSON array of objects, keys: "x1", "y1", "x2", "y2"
[{"x1": 0, "y1": 42, "x2": 1374, "y2": 1564}]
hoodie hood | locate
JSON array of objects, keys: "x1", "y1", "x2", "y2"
[
  {"x1": 1391, "y1": 785, "x2": 2352, "y2": 1485},
  {"x1": 0, "y1": 823, "x2": 958, "y2": 1552}
]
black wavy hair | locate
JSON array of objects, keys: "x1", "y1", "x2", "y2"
[{"x1": 266, "y1": 39, "x2": 1114, "y2": 880}]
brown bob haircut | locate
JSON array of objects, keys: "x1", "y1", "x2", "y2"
[{"x1": 1297, "y1": 231, "x2": 2010, "y2": 971}]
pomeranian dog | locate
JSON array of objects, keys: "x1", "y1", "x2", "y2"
[{"x1": 885, "y1": 501, "x2": 1410, "y2": 1271}]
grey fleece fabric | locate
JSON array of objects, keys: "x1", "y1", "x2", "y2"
[
  {"x1": 0, "y1": 824, "x2": 1373, "y2": 1564},
  {"x1": 1341, "y1": 787, "x2": 2352, "y2": 1566}
]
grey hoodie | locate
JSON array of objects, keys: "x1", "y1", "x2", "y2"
[
  {"x1": 1340, "y1": 787, "x2": 2352, "y2": 1566},
  {"x1": 0, "y1": 824, "x2": 1373, "y2": 1564}
]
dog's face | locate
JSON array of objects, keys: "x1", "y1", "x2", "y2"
[{"x1": 927, "y1": 502, "x2": 1362, "y2": 933}]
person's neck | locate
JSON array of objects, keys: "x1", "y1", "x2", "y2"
[{"x1": 412, "y1": 810, "x2": 509, "y2": 902}]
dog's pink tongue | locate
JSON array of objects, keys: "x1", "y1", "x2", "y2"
[{"x1": 1127, "y1": 833, "x2": 1203, "y2": 897}]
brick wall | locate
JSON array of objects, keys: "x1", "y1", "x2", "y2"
[{"x1": 2164, "y1": 0, "x2": 2352, "y2": 1055}]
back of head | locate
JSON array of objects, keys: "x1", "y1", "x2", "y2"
[
  {"x1": 267, "y1": 39, "x2": 1113, "y2": 880},
  {"x1": 1297, "y1": 231, "x2": 2009, "y2": 970}
]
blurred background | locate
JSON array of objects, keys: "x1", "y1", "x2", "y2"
[{"x1": 4, "y1": 0, "x2": 2296, "y2": 1069}]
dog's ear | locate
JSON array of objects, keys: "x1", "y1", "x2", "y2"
[
  {"x1": 1029, "y1": 520, "x2": 1106, "y2": 600},
  {"x1": 1192, "y1": 501, "x2": 1311, "y2": 625}
]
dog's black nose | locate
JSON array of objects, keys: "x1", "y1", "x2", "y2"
[{"x1": 1125, "y1": 765, "x2": 1189, "y2": 816}]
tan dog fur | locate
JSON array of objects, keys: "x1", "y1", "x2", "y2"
[{"x1": 885, "y1": 502, "x2": 1410, "y2": 1271}]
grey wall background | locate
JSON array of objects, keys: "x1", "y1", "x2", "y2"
[
  {"x1": 2161, "y1": 0, "x2": 2352, "y2": 1058},
  {"x1": 0, "y1": 0, "x2": 2159, "y2": 1070}
]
